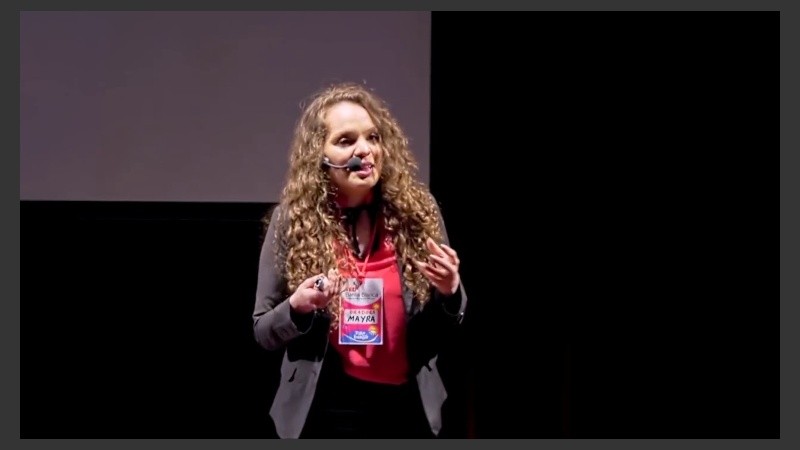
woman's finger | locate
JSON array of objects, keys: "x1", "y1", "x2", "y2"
[
  {"x1": 426, "y1": 237, "x2": 448, "y2": 258},
  {"x1": 415, "y1": 260, "x2": 446, "y2": 281},
  {"x1": 422, "y1": 260, "x2": 448, "y2": 278},
  {"x1": 439, "y1": 244, "x2": 460, "y2": 266},
  {"x1": 429, "y1": 254, "x2": 457, "y2": 274}
]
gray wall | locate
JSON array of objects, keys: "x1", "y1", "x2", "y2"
[{"x1": 20, "y1": 11, "x2": 431, "y2": 202}]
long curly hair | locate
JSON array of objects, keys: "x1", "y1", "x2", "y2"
[{"x1": 270, "y1": 82, "x2": 443, "y2": 325}]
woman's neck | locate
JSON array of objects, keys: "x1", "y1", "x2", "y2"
[{"x1": 335, "y1": 190, "x2": 379, "y2": 258}]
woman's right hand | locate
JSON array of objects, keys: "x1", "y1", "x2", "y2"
[{"x1": 288, "y1": 269, "x2": 341, "y2": 314}]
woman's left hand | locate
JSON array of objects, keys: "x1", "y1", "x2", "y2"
[{"x1": 415, "y1": 237, "x2": 461, "y2": 296}]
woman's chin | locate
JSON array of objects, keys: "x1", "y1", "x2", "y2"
[
  {"x1": 337, "y1": 179, "x2": 378, "y2": 202},
  {"x1": 348, "y1": 171, "x2": 378, "y2": 187}
]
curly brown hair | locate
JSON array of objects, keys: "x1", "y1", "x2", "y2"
[{"x1": 269, "y1": 82, "x2": 443, "y2": 325}]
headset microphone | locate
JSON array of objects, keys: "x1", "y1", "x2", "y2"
[{"x1": 322, "y1": 156, "x2": 363, "y2": 171}]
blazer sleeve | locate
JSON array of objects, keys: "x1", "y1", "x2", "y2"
[
  {"x1": 407, "y1": 198, "x2": 468, "y2": 371},
  {"x1": 428, "y1": 198, "x2": 468, "y2": 322},
  {"x1": 252, "y1": 205, "x2": 317, "y2": 351}
]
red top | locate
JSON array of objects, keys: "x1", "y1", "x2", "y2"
[{"x1": 330, "y1": 234, "x2": 409, "y2": 385}]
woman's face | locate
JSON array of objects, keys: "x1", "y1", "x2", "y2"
[{"x1": 322, "y1": 101, "x2": 383, "y2": 205}]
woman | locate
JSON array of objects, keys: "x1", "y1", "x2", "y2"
[{"x1": 253, "y1": 82, "x2": 467, "y2": 438}]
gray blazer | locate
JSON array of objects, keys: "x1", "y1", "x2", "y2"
[{"x1": 253, "y1": 203, "x2": 467, "y2": 438}]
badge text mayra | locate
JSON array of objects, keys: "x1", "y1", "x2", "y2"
[{"x1": 344, "y1": 309, "x2": 378, "y2": 324}]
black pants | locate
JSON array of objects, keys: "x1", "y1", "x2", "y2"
[{"x1": 300, "y1": 353, "x2": 435, "y2": 439}]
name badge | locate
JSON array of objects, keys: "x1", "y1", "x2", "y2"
[{"x1": 338, "y1": 277, "x2": 383, "y2": 345}]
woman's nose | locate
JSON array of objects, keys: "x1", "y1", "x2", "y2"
[{"x1": 353, "y1": 140, "x2": 372, "y2": 156}]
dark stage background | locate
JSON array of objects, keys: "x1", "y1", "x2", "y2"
[{"x1": 21, "y1": 12, "x2": 779, "y2": 438}]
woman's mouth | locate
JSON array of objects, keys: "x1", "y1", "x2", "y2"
[{"x1": 354, "y1": 163, "x2": 374, "y2": 178}]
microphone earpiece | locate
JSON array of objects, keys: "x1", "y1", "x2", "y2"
[{"x1": 321, "y1": 156, "x2": 363, "y2": 171}]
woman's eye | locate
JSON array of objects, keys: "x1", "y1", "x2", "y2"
[
  {"x1": 369, "y1": 133, "x2": 381, "y2": 142},
  {"x1": 337, "y1": 138, "x2": 352, "y2": 146}
]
